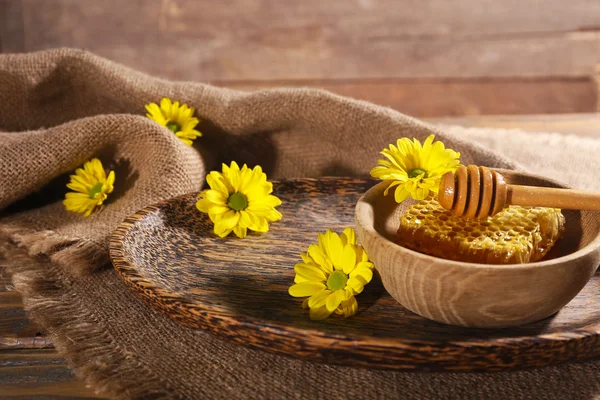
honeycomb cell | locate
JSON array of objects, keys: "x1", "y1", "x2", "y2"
[{"x1": 395, "y1": 198, "x2": 565, "y2": 264}]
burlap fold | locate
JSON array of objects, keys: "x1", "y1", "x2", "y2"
[{"x1": 1, "y1": 48, "x2": 600, "y2": 399}]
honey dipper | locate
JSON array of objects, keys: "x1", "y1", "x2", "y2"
[{"x1": 438, "y1": 165, "x2": 600, "y2": 219}]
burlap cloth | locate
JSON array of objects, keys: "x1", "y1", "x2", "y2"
[{"x1": 1, "y1": 48, "x2": 600, "y2": 399}]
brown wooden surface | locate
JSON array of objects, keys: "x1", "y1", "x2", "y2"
[
  {"x1": 0, "y1": 349, "x2": 103, "y2": 399},
  {"x1": 9, "y1": 0, "x2": 600, "y2": 80},
  {"x1": 110, "y1": 177, "x2": 600, "y2": 371},
  {"x1": 1, "y1": 0, "x2": 600, "y2": 117},
  {"x1": 222, "y1": 78, "x2": 597, "y2": 117},
  {"x1": 1, "y1": 114, "x2": 600, "y2": 393}
]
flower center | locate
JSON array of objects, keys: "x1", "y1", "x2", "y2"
[
  {"x1": 227, "y1": 192, "x2": 248, "y2": 211},
  {"x1": 166, "y1": 121, "x2": 181, "y2": 133},
  {"x1": 408, "y1": 168, "x2": 429, "y2": 179},
  {"x1": 327, "y1": 270, "x2": 348, "y2": 291},
  {"x1": 89, "y1": 183, "x2": 104, "y2": 200}
]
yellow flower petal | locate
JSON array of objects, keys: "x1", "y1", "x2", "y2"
[
  {"x1": 404, "y1": 180, "x2": 417, "y2": 192},
  {"x1": 66, "y1": 181, "x2": 89, "y2": 194},
  {"x1": 337, "y1": 296, "x2": 358, "y2": 318},
  {"x1": 350, "y1": 266, "x2": 373, "y2": 285},
  {"x1": 201, "y1": 200, "x2": 230, "y2": 218},
  {"x1": 245, "y1": 183, "x2": 272, "y2": 202},
  {"x1": 250, "y1": 194, "x2": 282, "y2": 208},
  {"x1": 177, "y1": 137, "x2": 193, "y2": 146},
  {"x1": 228, "y1": 170, "x2": 241, "y2": 193},
  {"x1": 394, "y1": 185, "x2": 411, "y2": 203},
  {"x1": 307, "y1": 244, "x2": 333, "y2": 273},
  {"x1": 383, "y1": 181, "x2": 401, "y2": 196},
  {"x1": 302, "y1": 298, "x2": 310, "y2": 309},
  {"x1": 327, "y1": 230, "x2": 343, "y2": 271},
  {"x1": 233, "y1": 225, "x2": 247, "y2": 238},
  {"x1": 356, "y1": 247, "x2": 370, "y2": 263},
  {"x1": 289, "y1": 282, "x2": 326, "y2": 297},
  {"x1": 206, "y1": 172, "x2": 229, "y2": 196},
  {"x1": 341, "y1": 227, "x2": 357, "y2": 246},
  {"x1": 238, "y1": 210, "x2": 253, "y2": 228},
  {"x1": 214, "y1": 210, "x2": 240, "y2": 237},
  {"x1": 160, "y1": 97, "x2": 172, "y2": 113},
  {"x1": 300, "y1": 252, "x2": 314, "y2": 264},
  {"x1": 356, "y1": 261, "x2": 374, "y2": 270},
  {"x1": 252, "y1": 217, "x2": 269, "y2": 233},
  {"x1": 196, "y1": 197, "x2": 214, "y2": 213},
  {"x1": 70, "y1": 173, "x2": 93, "y2": 188},
  {"x1": 412, "y1": 187, "x2": 429, "y2": 200},
  {"x1": 105, "y1": 171, "x2": 115, "y2": 192},
  {"x1": 64, "y1": 192, "x2": 90, "y2": 199},
  {"x1": 294, "y1": 263, "x2": 327, "y2": 282},
  {"x1": 307, "y1": 289, "x2": 332, "y2": 308},
  {"x1": 203, "y1": 189, "x2": 227, "y2": 205},
  {"x1": 341, "y1": 245, "x2": 357, "y2": 275},
  {"x1": 325, "y1": 290, "x2": 346, "y2": 312},
  {"x1": 347, "y1": 277, "x2": 364, "y2": 294},
  {"x1": 309, "y1": 306, "x2": 333, "y2": 321}
]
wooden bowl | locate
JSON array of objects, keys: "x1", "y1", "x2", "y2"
[{"x1": 355, "y1": 169, "x2": 600, "y2": 328}]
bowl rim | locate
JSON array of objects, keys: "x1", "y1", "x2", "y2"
[{"x1": 355, "y1": 168, "x2": 600, "y2": 270}]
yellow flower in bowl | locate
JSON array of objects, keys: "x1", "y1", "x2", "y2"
[
  {"x1": 145, "y1": 98, "x2": 202, "y2": 145},
  {"x1": 370, "y1": 134, "x2": 461, "y2": 203},
  {"x1": 63, "y1": 158, "x2": 115, "y2": 217},
  {"x1": 196, "y1": 162, "x2": 282, "y2": 238}
]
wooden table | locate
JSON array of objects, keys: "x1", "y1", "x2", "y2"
[{"x1": 2, "y1": 113, "x2": 599, "y2": 399}]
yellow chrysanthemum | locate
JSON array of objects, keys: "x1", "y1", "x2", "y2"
[
  {"x1": 196, "y1": 162, "x2": 282, "y2": 238},
  {"x1": 145, "y1": 98, "x2": 202, "y2": 146},
  {"x1": 288, "y1": 228, "x2": 374, "y2": 320},
  {"x1": 63, "y1": 158, "x2": 115, "y2": 217},
  {"x1": 370, "y1": 134, "x2": 461, "y2": 203}
]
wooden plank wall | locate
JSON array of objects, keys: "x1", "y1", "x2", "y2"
[{"x1": 0, "y1": 0, "x2": 599, "y2": 116}]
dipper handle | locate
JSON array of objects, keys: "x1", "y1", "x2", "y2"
[{"x1": 437, "y1": 165, "x2": 600, "y2": 219}]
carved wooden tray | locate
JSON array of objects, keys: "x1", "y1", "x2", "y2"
[{"x1": 109, "y1": 178, "x2": 600, "y2": 372}]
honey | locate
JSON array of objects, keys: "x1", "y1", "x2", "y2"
[{"x1": 396, "y1": 197, "x2": 565, "y2": 264}]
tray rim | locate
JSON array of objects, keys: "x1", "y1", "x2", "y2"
[{"x1": 109, "y1": 177, "x2": 600, "y2": 372}]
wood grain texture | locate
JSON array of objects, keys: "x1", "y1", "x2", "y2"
[
  {"x1": 0, "y1": 291, "x2": 49, "y2": 349},
  {"x1": 3, "y1": 0, "x2": 599, "y2": 117},
  {"x1": 0, "y1": 0, "x2": 25, "y2": 53},
  {"x1": 223, "y1": 78, "x2": 598, "y2": 117},
  {"x1": 356, "y1": 171, "x2": 600, "y2": 328},
  {"x1": 111, "y1": 177, "x2": 600, "y2": 371},
  {"x1": 0, "y1": 349, "x2": 103, "y2": 399},
  {"x1": 0, "y1": 262, "x2": 47, "y2": 350},
  {"x1": 12, "y1": 0, "x2": 600, "y2": 81}
]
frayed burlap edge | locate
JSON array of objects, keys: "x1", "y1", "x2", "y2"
[
  {"x1": 0, "y1": 226, "x2": 108, "y2": 277},
  {"x1": 1, "y1": 237, "x2": 179, "y2": 400}
]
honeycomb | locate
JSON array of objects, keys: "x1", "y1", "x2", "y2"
[{"x1": 396, "y1": 198, "x2": 565, "y2": 264}]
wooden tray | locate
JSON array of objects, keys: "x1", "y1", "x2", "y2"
[{"x1": 109, "y1": 178, "x2": 600, "y2": 372}]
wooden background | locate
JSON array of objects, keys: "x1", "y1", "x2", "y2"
[{"x1": 1, "y1": 0, "x2": 600, "y2": 117}]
